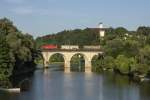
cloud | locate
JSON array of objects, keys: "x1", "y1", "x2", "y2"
[
  {"x1": 11, "y1": 7, "x2": 33, "y2": 15},
  {"x1": 10, "y1": 6, "x2": 50, "y2": 15},
  {"x1": 10, "y1": 5, "x2": 87, "y2": 17},
  {"x1": 4, "y1": 0, "x2": 26, "y2": 4}
]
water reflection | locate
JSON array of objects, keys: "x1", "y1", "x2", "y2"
[{"x1": 0, "y1": 69, "x2": 150, "y2": 100}]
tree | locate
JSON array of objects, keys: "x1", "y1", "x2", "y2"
[
  {"x1": 114, "y1": 27, "x2": 128, "y2": 37},
  {"x1": 123, "y1": 38, "x2": 140, "y2": 57},
  {"x1": 137, "y1": 26, "x2": 150, "y2": 36},
  {"x1": 0, "y1": 18, "x2": 18, "y2": 35},
  {"x1": 104, "y1": 38, "x2": 124, "y2": 58},
  {"x1": 103, "y1": 56, "x2": 115, "y2": 69},
  {"x1": 0, "y1": 33, "x2": 14, "y2": 79},
  {"x1": 49, "y1": 54, "x2": 64, "y2": 63},
  {"x1": 115, "y1": 55, "x2": 137, "y2": 74},
  {"x1": 0, "y1": 18, "x2": 36, "y2": 77},
  {"x1": 138, "y1": 45, "x2": 150, "y2": 70}
]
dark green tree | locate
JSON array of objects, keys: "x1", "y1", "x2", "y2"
[
  {"x1": 0, "y1": 32, "x2": 13, "y2": 79},
  {"x1": 0, "y1": 18, "x2": 18, "y2": 35},
  {"x1": 137, "y1": 26, "x2": 150, "y2": 36},
  {"x1": 0, "y1": 17, "x2": 36, "y2": 76},
  {"x1": 114, "y1": 27, "x2": 128, "y2": 37}
]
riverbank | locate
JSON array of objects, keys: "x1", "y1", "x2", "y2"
[
  {"x1": 96, "y1": 67, "x2": 150, "y2": 83},
  {"x1": 12, "y1": 62, "x2": 36, "y2": 77}
]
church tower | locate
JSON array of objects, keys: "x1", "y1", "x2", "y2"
[{"x1": 98, "y1": 23, "x2": 105, "y2": 37}]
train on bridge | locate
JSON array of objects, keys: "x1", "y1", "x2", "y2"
[{"x1": 41, "y1": 44, "x2": 101, "y2": 50}]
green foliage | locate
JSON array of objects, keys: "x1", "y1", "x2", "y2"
[
  {"x1": 102, "y1": 26, "x2": 150, "y2": 76},
  {"x1": 123, "y1": 38, "x2": 140, "y2": 57},
  {"x1": 0, "y1": 78, "x2": 12, "y2": 88},
  {"x1": 104, "y1": 38, "x2": 124, "y2": 58},
  {"x1": 0, "y1": 18, "x2": 18, "y2": 35},
  {"x1": 0, "y1": 17, "x2": 36, "y2": 85},
  {"x1": 103, "y1": 56, "x2": 115, "y2": 69},
  {"x1": 135, "y1": 64, "x2": 149, "y2": 75},
  {"x1": 6, "y1": 33, "x2": 35, "y2": 62},
  {"x1": 36, "y1": 28, "x2": 100, "y2": 48},
  {"x1": 138, "y1": 45, "x2": 150, "y2": 65},
  {"x1": 49, "y1": 54, "x2": 64, "y2": 63},
  {"x1": 0, "y1": 33, "x2": 14, "y2": 78},
  {"x1": 70, "y1": 54, "x2": 85, "y2": 68},
  {"x1": 114, "y1": 27, "x2": 128, "y2": 37},
  {"x1": 34, "y1": 54, "x2": 43, "y2": 64},
  {"x1": 92, "y1": 55, "x2": 103, "y2": 71},
  {"x1": 115, "y1": 55, "x2": 131, "y2": 74},
  {"x1": 137, "y1": 26, "x2": 150, "y2": 36}
]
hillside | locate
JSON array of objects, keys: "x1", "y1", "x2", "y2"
[{"x1": 36, "y1": 28, "x2": 101, "y2": 48}]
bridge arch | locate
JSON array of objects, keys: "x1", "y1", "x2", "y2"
[
  {"x1": 49, "y1": 53, "x2": 66, "y2": 63},
  {"x1": 48, "y1": 53, "x2": 66, "y2": 70},
  {"x1": 70, "y1": 53, "x2": 87, "y2": 71},
  {"x1": 71, "y1": 53, "x2": 88, "y2": 62}
]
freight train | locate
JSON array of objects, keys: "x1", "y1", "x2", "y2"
[
  {"x1": 41, "y1": 44, "x2": 100, "y2": 50},
  {"x1": 41, "y1": 45, "x2": 79, "y2": 50}
]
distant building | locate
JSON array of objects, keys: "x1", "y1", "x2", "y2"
[
  {"x1": 98, "y1": 23, "x2": 106, "y2": 37},
  {"x1": 88, "y1": 23, "x2": 107, "y2": 38}
]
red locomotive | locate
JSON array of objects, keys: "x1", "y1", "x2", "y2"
[{"x1": 41, "y1": 44, "x2": 58, "y2": 50}]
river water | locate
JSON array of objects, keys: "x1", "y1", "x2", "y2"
[{"x1": 0, "y1": 69, "x2": 150, "y2": 100}]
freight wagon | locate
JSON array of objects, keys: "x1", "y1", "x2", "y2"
[
  {"x1": 61, "y1": 45, "x2": 79, "y2": 50},
  {"x1": 41, "y1": 44, "x2": 58, "y2": 49},
  {"x1": 83, "y1": 45, "x2": 101, "y2": 50}
]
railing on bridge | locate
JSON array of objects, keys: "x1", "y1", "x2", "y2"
[
  {"x1": 40, "y1": 45, "x2": 102, "y2": 52},
  {"x1": 40, "y1": 48, "x2": 102, "y2": 52}
]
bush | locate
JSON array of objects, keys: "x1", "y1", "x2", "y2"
[
  {"x1": 115, "y1": 55, "x2": 138, "y2": 74},
  {"x1": 103, "y1": 56, "x2": 115, "y2": 69}
]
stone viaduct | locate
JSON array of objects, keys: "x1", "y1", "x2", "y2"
[{"x1": 41, "y1": 50, "x2": 103, "y2": 73}]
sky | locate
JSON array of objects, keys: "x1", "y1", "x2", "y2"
[{"x1": 0, "y1": 0, "x2": 150, "y2": 37}]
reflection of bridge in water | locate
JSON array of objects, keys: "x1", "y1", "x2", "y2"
[{"x1": 41, "y1": 49, "x2": 103, "y2": 73}]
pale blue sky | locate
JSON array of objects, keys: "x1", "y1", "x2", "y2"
[{"x1": 0, "y1": 0, "x2": 150, "y2": 37}]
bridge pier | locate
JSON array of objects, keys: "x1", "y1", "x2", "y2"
[
  {"x1": 42, "y1": 52, "x2": 51, "y2": 68},
  {"x1": 85, "y1": 59, "x2": 92, "y2": 73},
  {"x1": 44, "y1": 60, "x2": 49, "y2": 68},
  {"x1": 64, "y1": 67, "x2": 70, "y2": 73},
  {"x1": 64, "y1": 60, "x2": 71, "y2": 73},
  {"x1": 85, "y1": 67, "x2": 92, "y2": 73}
]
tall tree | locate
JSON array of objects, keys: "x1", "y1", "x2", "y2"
[
  {"x1": 137, "y1": 26, "x2": 150, "y2": 36},
  {"x1": 0, "y1": 32, "x2": 13, "y2": 79},
  {"x1": 0, "y1": 17, "x2": 36, "y2": 76},
  {"x1": 0, "y1": 18, "x2": 18, "y2": 35}
]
